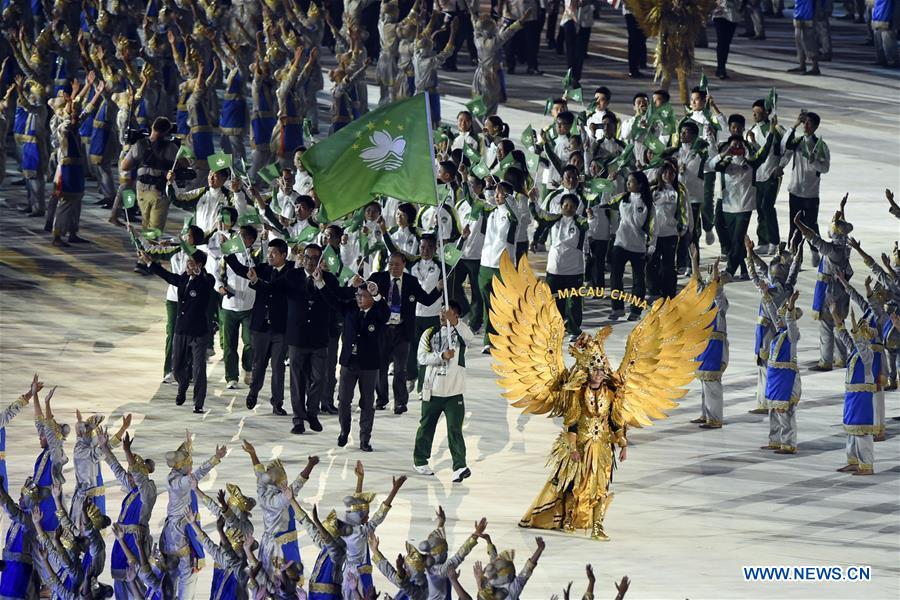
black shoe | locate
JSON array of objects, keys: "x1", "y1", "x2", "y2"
[
  {"x1": 337, "y1": 432, "x2": 348, "y2": 447},
  {"x1": 321, "y1": 404, "x2": 338, "y2": 415},
  {"x1": 394, "y1": 406, "x2": 408, "y2": 415},
  {"x1": 67, "y1": 234, "x2": 89, "y2": 244},
  {"x1": 629, "y1": 70, "x2": 645, "y2": 78},
  {"x1": 93, "y1": 198, "x2": 109, "y2": 206},
  {"x1": 193, "y1": 406, "x2": 204, "y2": 414},
  {"x1": 246, "y1": 395, "x2": 257, "y2": 410},
  {"x1": 360, "y1": 442, "x2": 373, "y2": 452},
  {"x1": 375, "y1": 402, "x2": 388, "y2": 411},
  {"x1": 290, "y1": 424, "x2": 305, "y2": 434},
  {"x1": 175, "y1": 395, "x2": 186, "y2": 406},
  {"x1": 273, "y1": 407, "x2": 288, "y2": 416},
  {"x1": 526, "y1": 68, "x2": 543, "y2": 75},
  {"x1": 307, "y1": 416, "x2": 323, "y2": 432}
]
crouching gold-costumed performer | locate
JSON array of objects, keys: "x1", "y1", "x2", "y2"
[{"x1": 489, "y1": 251, "x2": 717, "y2": 541}]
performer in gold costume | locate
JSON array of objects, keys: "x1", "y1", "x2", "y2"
[
  {"x1": 489, "y1": 251, "x2": 717, "y2": 541},
  {"x1": 625, "y1": 0, "x2": 716, "y2": 104}
]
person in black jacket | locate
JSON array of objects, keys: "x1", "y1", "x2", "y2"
[
  {"x1": 252, "y1": 243, "x2": 339, "y2": 435},
  {"x1": 225, "y1": 237, "x2": 293, "y2": 413},
  {"x1": 139, "y1": 249, "x2": 214, "y2": 413},
  {"x1": 367, "y1": 252, "x2": 443, "y2": 414},
  {"x1": 336, "y1": 280, "x2": 390, "y2": 452}
]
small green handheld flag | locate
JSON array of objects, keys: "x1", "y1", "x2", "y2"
[
  {"x1": 181, "y1": 215, "x2": 194, "y2": 235},
  {"x1": 645, "y1": 136, "x2": 667, "y2": 157},
  {"x1": 471, "y1": 161, "x2": 490, "y2": 179},
  {"x1": 543, "y1": 97, "x2": 554, "y2": 116},
  {"x1": 238, "y1": 208, "x2": 263, "y2": 226},
  {"x1": 220, "y1": 235, "x2": 247, "y2": 256},
  {"x1": 463, "y1": 143, "x2": 481, "y2": 164},
  {"x1": 322, "y1": 244, "x2": 341, "y2": 272},
  {"x1": 699, "y1": 71, "x2": 708, "y2": 93},
  {"x1": 465, "y1": 96, "x2": 487, "y2": 119},
  {"x1": 175, "y1": 144, "x2": 195, "y2": 161},
  {"x1": 122, "y1": 189, "x2": 136, "y2": 210},
  {"x1": 290, "y1": 225, "x2": 320, "y2": 245},
  {"x1": 521, "y1": 125, "x2": 535, "y2": 148},
  {"x1": 568, "y1": 88, "x2": 583, "y2": 103},
  {"x1": 441, "y1": 243, "x2": 462, "y2": 269},
  {"x1": 258, "y1": 163, "x2": 281, "y2": 185},
  {"x1": 765, "y1": 87, "x2": 778, "y2": 113},
  {"x1": 524, "y1": 150, "x2": 540, "y2": 174},
  {"x1": 207, "y1": 152, "x2": 233, "y2": 171},
  {"x1": 586, "y1": 178, "x2": 615, "y2": 196},
  {"x1": 141, "y1": 227, "x2": 162, "y2": 241},
  {"x1": 562, "y1": 68, "x2": 573, "y2": 91}
]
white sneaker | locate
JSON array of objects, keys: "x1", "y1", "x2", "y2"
[
  {"x1": 705, "y1": 230, "x2": 715, "y2": 246},
  {"x1": 452, "y1": 467, "x2": 472, "y2": 483},
  {"x1": 226, "y1": 380, "x2": 239, "y2": 390},
  {"x1": 414, "y1": 464, "x2": 435, "y2": 476},
  {"x1": 481, "y1": 345, "x2": 491, "y2": 355},
  {"x1": 162, "y1": 372, "x2": 175, "y2": 384}
]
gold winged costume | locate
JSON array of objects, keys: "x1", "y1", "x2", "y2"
[
  {"x1": 489, "y1": 251, "x2": 717, "y2": 540},
  {"x1": 625, "y1": 0, "x2": 716, "y2": 104}
]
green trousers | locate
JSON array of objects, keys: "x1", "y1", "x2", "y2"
[
  {"x1": 164, "y1": 300, "x2": 177, "y2": 375},
  {"x1": 755, "y1": 178, "x2": 781, "y2": 246},
  {"x1": 219, "y1": 307, "x2": 253, "y2": 382},
  {"x1": 413, "y1": 394, "x2": 467, "y2": 470},
  {"x1": 545, "y1": 273, "x2": 584, "y2": 336},
  {"x1": 478, "y1": 266, "x2": 501, "y2": 346}
]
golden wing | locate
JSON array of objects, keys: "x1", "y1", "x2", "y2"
[
  {"x1": 489, "y1": 251, "x2": 569, "y2": 416},
  {"x1": 613, "y1": 278, "x2": 718, "y2": 428}
]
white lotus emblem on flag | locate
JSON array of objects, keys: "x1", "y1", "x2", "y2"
[{"x1": 360, "y1": 131, "x2": 406, "y2": 171}]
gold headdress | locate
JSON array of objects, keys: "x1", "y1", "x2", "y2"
[
  {"x1": 849, "y1": 309, "x2": 876, "y2": 343},
  {"x1": 892, "y1": 243, "x2": 899, "y2": 268},
  {"x1": 21, "y1": 480, "x2": 41, "y2": 503},
  {"x1": 494, "y1": 549, "x2": 516, "y2": 578},
  {"x1": 260, "y1": 459, "x2": 287, "y2": 487},
  {"x1": 97, "y1": 9, "x2": 111, "y2": 32},
  {"x1": 58, "y1": 27, "x2": 74, "y2": 49},
  {"x1": 828, "y1": 211, "x2": 853, "y2": 237},
  {"x1": 404, "y1": 541, "x2": 425, "y2": 572},
  {"x1": 225, "y1": 528, "x2": 245, "y2": 550},
  {"x1": 165, "y1": 438, "x2": 192, "y2": 470},
  {"x1": 345, "y1": 491, "x2": 375, "y2": 514},
  {"x1": 570, "y1": 327, "x2": 613, "y2": 374},
  {"x1": 86, "y1": 502, "x2": 109, "y2": 530},
  {"x1": 777, "y1": 303, "x2": 803, "y2": 321},
  {"x1": 226, "y1": 483, "x2": 256, "y2": 513},
  {"x1": 307, "y1": 2, "x2": 320, "y2": 19},
  {"x1": 75, "y1": 414, "x2": 104, "y2": 438},
  {"x1": 129, "y1": 452, "x2": 154, "y2": 476},
  {"x1": 321, "y1": 509, "x2": 339, "y2": 537},
  {"x1": 59, "y1": 527, "x2": 78, "y2": 551}
]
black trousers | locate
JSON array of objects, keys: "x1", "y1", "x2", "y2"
[
  {"x1": 788, "y1": 193, "x2": 820, "y2": 244},
  {"x1": 610, "y1": 246, "x2": 646, "y2": 314},
  {"x1": 247, "y1": 330, "x2": 287, "y2": 409},
  {"x1": 625, "y1": 14, "x2": 647, "y2": 74},
  {"x1": 723, "y1": 211, "x2": 752, "y2": 275},
  {"x1": 546, "y1": 0, "x2": 561, "y2": 46},
  {"x1": 173, "y1": 333, "x2": 208, "y2": 409},
  {"x1": 289, "y1": 345, "x2": 327, "y2": 424},
  {"x1": 505, "y1": 21, "x2": 539, "y2": 71},
  {"x1": 647, "y1": 235, "x2": 679, "y2": 299},
  {"x1": 323, "y1": 331, "x2": 340, "y2": 409},
  {"x1": 376, "y1": 326, "x2": 411, "y2": 410},
  {"x1": 587, "y1": 238, "x2": 610, "y2": 287},
  {"x1": 563, "y1": 22, "x2": 592, "y2": 83},
  {"x1": 337, "y1": 365, "x2": 378, "y2": 444},
  {"x1": 714, "y1": 18, "x2": 737, "y2": 74}
]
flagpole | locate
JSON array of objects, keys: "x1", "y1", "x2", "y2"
[{"x1": 424, "y1": 92, "x2": 454, "y2": 358}]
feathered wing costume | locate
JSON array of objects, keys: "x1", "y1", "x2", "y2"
[
  {"x1": 625, "y1": 0, "x2": 716, "y2": 104},
  {"x1": 489, "y1": 251, "x2": 717, "y2": 540}
]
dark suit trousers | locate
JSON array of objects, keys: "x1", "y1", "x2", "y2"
[
  {"x1": 376, "y1": 326, "x2": 410, "y2": 409},
  {"x1": 324, "y1": 332, "x2": 340, "y2": 409},
  {"x1": 289, "y1": 345, "x2": 327, "y2": 424},
  {"x1": 173, "y1": 333, "x2": 208, "y2": 408},
  {"x1": 338, "y1": 366, "x2": 378, "y2": 443},
  {"x1": 247, "y1": 331, "x2": 287, "y2": 408}
]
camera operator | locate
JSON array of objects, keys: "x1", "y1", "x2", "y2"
[{"x1": 120, "y1": 117, "x2": 184, "y2": 232}]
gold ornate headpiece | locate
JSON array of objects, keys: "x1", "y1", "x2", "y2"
[
  {"x1": 165, "y1": 438, "x2": 192, "y2": 469},
  {"x1": 86, "y1": 502, "x2": 108, "y2": 530},
  {"x1": 225, "y1": 528, "x2": 245, "y2": 550},
  {"x1": 322, "y1": 509, "x2": 339, "y2": 537},
  {"x1": 226, "y1": 483, "x2": 256, "y2": 513},
  {"x1": 404, "y1": 541, "x2": 425, "y2": 572},
  {"x1": 570, "y1": 327, "x2": 613, "y2": 373},
  {"x1": 129, "y1": 452, "x2": 153, "y2": 476},
  {"x1": 828, "y1": 211, "x2": 853, "y2": 237},
  {"x1": 849, "y1": 309, "x2": 875, "y2": 342},
  {"x1": 345, "y1": 491, "x2": 375, "y2": 514},
  {"x1": 261, "y1": 459, "x2": 287, "y2": 487}
]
